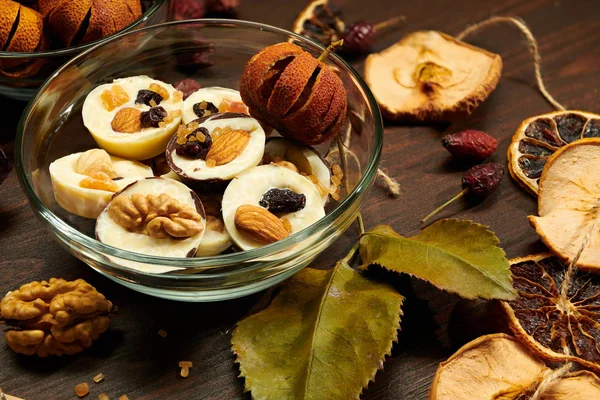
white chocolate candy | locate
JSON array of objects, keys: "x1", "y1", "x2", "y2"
[
  {"x1": 182, "y1": 87, "x2": 246, "y2": 124},
  {"x1": 96, "y1": 178, "x2": 205, "y2": 258},
  {"x1": 264, "y1": 137, "x2": 331, "y2": 205},
  {"x1": 222, "y1": 165, "x2": 325, "y2": 250},
  {"x1": 196, "y1": 195, "x2": 232, "y2": 256},
  {"x1": 167, "y1": 114, "x2": 265, "y2": 182},
  {"x1": 82, "y1": 76, "x2": 183, "y2": 160},
  {"x1": 49, "y1": 150, "x2": 153, "y2": 219}
]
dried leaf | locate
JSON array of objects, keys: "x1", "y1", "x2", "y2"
[
  {"x1": 359, "y1": 220, "x2": 516, "y2": 300},
  {"x1": 231, "y1": 260, "x2": 404, "y2": 400}
]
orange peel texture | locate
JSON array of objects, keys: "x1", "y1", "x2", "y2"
[
  {"x1": 39, "y1": 0, "x2": 142, "y2": 47},
  {"x1": 240, "y1": 42, "x2": 347, "y2": 145}
]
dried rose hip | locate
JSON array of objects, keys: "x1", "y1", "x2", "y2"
[
  {"x1": 0, "y1": 145, "x2": 10, "y2": 185},
  {"x1": 140, "y1": 106, "x2": 167, "y2": 128},
  {"x1": 259, "y1": 188, "x2": 306, "y2": 214},
  {"x1": 206, "y1": 0, "x2": 240, "y2": 17},
  {"x1": 422, "y1": 163, "x2": 504, "y2": 223},
  {"x1": 171, "y1": 0, "x2": 206, "y2": 20},
  {"x1": 176, "y1": 127, "x2": 212, "y2": 159},
  {"x1": 193, "y1": 101, "x2": 219, "y2": 118},
  {"x1": 135, "y1": 89, "x2": 163, "y2": 106},
  {"x1": 462, "y1": 163, "x2": 504, "y2": 196},
  {"x1": 442, "y1": 130, "x2": 498, "y2": 162},
  {"x1": 341, "y1": 22, "x2": 376, "y2": 56},
  {"x1": 174, "y1": 79, "x2": 202, "y2": 100}
]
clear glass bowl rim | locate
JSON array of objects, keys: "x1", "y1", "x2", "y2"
[
  {"x1": 15, "y1": 18, "x2": 383, "y2": 272},
  {"x1": 0, "y1": 0, "x2": 168, "y2": 59}
]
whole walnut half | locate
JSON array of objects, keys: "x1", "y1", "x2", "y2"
[{"x1": 0, "y1": 278, "x2": 114, "y2": 357}]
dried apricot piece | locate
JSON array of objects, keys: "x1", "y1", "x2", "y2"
[
  {"x1": 365, "y1": 31, "x2": 502, "y2": 122},
  {"x1": 528, "y1": 139, "x2": 600, "y2": 269},
  {"x1": 101, "y1": 85, "x2": 130, "y2": 112},
  {"x1": 508, "y1": 110, "x2": 600, "y2": 195},
  {"x1": 292, "y1": 0, "x2": 345, "y2": 47},
  {"x1": 501, "y1": 253, "x2": 600, "y2": 373}
]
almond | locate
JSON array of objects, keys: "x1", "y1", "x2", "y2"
[
  {"x1": 206, "y1": 129, "x2": 250, "y2": 166},
  {"x1": 111, "y1": 107, "x2": 142, "y2": 133},
  {"x1": 234, "y1": 205, "x2": 289, "y2": 244}
]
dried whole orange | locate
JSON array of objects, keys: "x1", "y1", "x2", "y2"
[
  {"x1": 501, "y1": 253, "x2": 600, "y2": 373},
  {"x1": 240, "y1": 42, "x2": 347, "y2": 145},
  {"x1": 528, "y1": 138, "x2": 600, "y2": 270},
  {"x1": 0, "y1": 1, "x2": 47, "y2": 77},
  {"x1": 292, "y1": 0, "x2": 345, "y2": 47},
  {"x1": 430, "y1": 332, "x2": 600, "y2": 399},
  {"x1": 365, "y1": 31, "x2": 502, "y2": 122},
  {"x1": 39, "y1": 0, "x2": 142, "y2": 47},
  {"x1": 508, "y1": 110, "x2": 600, "y2": 195}
]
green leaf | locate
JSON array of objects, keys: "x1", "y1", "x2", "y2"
[
  {"x1": 231, "y1": 260, "x2": 404, "y2": 400},
  {"x1": 359, "y1": 219, "x2": 517, "y2": 300}
]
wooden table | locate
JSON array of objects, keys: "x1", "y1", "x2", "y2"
[{"x1": 1, "y1": 0, "x2": 599, "y2": 398}]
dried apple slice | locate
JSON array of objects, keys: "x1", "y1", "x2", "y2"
[
  {"x1": 501, "y1": 253, "x2": 600, "y2": 373},
  {"x1": 292, "y1": 0, "x2": 345, "y2": 47},
  {"x1": 508, "y1": 110, "x2": 600, "y2": 195},
  {"x1": 364, "y1": 31, "x2": 502, "y2": 122},
  {"x1": 430, "y1": 334, "x2": 548, "y2": 399},
  {"x1": 528, "y1": 138, "x2": 600, "y2": 270},
  {"x1": 430, "y1": 332, "x2": 600, "y2": 399}
]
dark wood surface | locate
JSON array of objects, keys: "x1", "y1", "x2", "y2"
[{"x1": 1, "y1": 0, "x2": 599, "y2": 398}]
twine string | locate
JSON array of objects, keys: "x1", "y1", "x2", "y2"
[{"x1": 457, "y1": 16, "x2": 565, "y2": 111}]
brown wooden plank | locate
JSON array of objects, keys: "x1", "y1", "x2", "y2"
[{"x1": 1, "y1": 0, "x2": 599, "y2": 398}]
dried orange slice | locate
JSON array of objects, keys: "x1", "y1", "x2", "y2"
[
  {"x1": 528, "y1": 139, "x2": 600, "y2": 270},
  {"x1": 0, "y1": 0, "x2": 21, "y2": 50},
  {"x1": 292, "y1": 0, "x2": 345, "y2": 47},
  {"x1": 430, "y1": 332, "x2": 600, "y2": 399},
  {"x1": 501, "y1": 253, "x2": 600, "y2": 373},
  {"x1": 508, "y1": 110, "x2": 600, "y2": 195},
  {"x1": 365, "y1": 31, "x2": 502, "y2": 122}
]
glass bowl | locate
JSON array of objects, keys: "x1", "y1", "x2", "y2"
[
  {"x1": 16, "y1": 19, "x2": 383, "y2": 302},
  {"x1": 0, "y1": 0, "x2": 169, "y2": 102}
]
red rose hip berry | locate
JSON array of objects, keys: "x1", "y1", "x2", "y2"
[
  {"x1": 442, "y1": 130, "x2": 498, "y2": 162},
  {"x1": 421, "y1": 163, "x2": 504, "y2": 223}
]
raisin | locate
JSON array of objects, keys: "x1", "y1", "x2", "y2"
[
  {"x1": 525, "y1": 118, "x2": 562, "y2": 147},
  {"x1": 193, "y1": 101, "x2": 219, "y2": 118},
  {"x1": 135, "y1": 89, "x2": 163, "y2": 106},
  {"x1": 441, "y1": 129, "x2": 498, "y2": 162},
  {"x1": 259, "y1": 188, "x2": 306, "y2": 214},
  {"x1": 176, "y1": 127, "x2": 212, "y2": 159},
  {"x1": 140, "y1": 106, "x2": 168, "y2": 128},
  {"x1": 554, "y1": 113, "x2": 586, "y2": 143},
  {"x1": 0, "y1": 145, "x2": 11, "y2": 185},
  {"x1": 583, "y1": 119, "x2": 600, "y2": 138},
  {"x1": 173, "y1": 79, "x2": 201, "y2": 100}
]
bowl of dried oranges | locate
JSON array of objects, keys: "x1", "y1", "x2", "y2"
[
  {"x1": 0, "y1": 0, "x2": 169, "y2": 101},
  {"x1": 16, "y1": 19, "x2": 383, "y2": 301}
]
